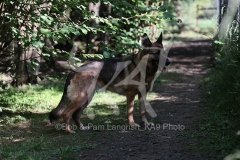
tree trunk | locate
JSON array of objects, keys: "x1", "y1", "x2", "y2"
[
  {"x1": 100, "y1": 3, "x2": 112, "y2": 44},
  {"x1": 12, "y1": 1, "x2": 51, "y2": 86},
  {"x1": 86, "y1": 2, "x2": 101, "y2": 54},
  {"x1": 43, "y1": 38, "x2": 56, "y2": 70},
  {"x1": 0, "y1": 2, "x2": 15, "y2": 52},
  {"x1": 12, "y1": 29, "x2": 41, "y2": 86}
]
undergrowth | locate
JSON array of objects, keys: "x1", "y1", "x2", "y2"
[{"x1": 196, "y1": 20, "x2": 240, "y2": 157}]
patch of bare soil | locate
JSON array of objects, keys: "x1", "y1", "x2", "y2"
[{"x1": 76, "y1": 39, "x2": 218, "y2": 160}]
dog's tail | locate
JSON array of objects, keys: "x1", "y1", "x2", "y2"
[{"x1": 49, "y1": 72, "x2": 76, "y2": 123}]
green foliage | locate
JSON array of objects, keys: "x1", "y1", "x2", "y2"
[
  {"x1": 198, "y1": 19, "x2": 240, "y2": 155},
  {"x1": 3, "y1": 2, "x2": 176, "y2": 53},
  {"x1": 1, "y1": 0, "x2": 179, "y2": 85},
  {"x1": 207, "y1": 22, "x2": 240, "y2": 112}
]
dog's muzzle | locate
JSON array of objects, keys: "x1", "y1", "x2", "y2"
[
  {"x1": 153, "y1": 50, "x2": 170, "y2": 72},
  {"x1": 162, "y1": 58, "x2": 170, "y2": 72},
  {"x1": 165, "y1": 58, "x2": 170, "y2": 66}
]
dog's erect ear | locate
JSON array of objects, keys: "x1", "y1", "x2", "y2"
[
  {"x1": 156, "y1": 32, "x2": 162, "y2": 44},
  {"x1": 141, "y1": 33, "x2": 152, "y2": 48}
]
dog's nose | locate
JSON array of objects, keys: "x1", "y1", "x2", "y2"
[{"x1": 165, "y1": 58, "x2": 170, "y2": 66}]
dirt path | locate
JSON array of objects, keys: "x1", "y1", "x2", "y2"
[{"x1": 76, "y1": 39, "x2": 215, "y2": 160}]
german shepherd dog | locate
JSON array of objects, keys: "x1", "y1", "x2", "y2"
[{"x1": 49, "y1": 33, "x2": 170, "y2": 133}]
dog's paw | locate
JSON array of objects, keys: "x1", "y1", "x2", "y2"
[
  {"x1": 80, "y1": 126, "x2": 90, "y2": 130},
  {"x1": 129, "y1": 122, "x2": 141, "y2": 128},
  {"x1": 67, "y1": 130, "x2": 76, "y2": 134}
]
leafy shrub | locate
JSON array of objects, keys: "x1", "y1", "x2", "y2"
[
  {"x1": 200, "y1": 19, "x2": 240, "y2": 155},
  {"x1": 208, "y1": 21, "x2": 240, "y2": 112}
]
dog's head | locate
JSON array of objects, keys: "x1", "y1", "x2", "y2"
[{"x1": 140, "y1": 33, "x2": 170, "y2": 72}]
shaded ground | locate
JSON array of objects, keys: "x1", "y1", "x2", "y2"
[{"x1": 75, "y1": 39, "x2": 219, "y2": 159}]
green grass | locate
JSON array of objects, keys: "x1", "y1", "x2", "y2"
[{"x1": 0, "y1": 86, "x2": 59, "y2": 113}]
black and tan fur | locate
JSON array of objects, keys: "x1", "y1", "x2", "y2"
[{"x1": 49, "y1": 33, "x2": 170, "y2": 133}]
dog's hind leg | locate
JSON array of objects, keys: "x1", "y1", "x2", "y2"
[
  {"x1": 72, "y1": 107, "x2": 86, "y2": 130},
  {"x1": 62, "y1": 100, "x2": 82, "y2": 133},
  {"x1": 72, "y1": 101, "x2": 91, "y2": 130},
  {"x1": 72, "y1": 87, "x2": 95, "y2": 130},
  {"x1": 64, "y1": 71, "x2": 97, "y2": 133},
  {"x1": 63, "y1": 96, "x2": 91, "y2": 133}
]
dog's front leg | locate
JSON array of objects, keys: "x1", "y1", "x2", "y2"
[
  {"x1": 126, "y1": 92, "x2": 140, "y2": 127},
  {"x1": 138, "y1": 94, "x2": 154, "y2": 127}
]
